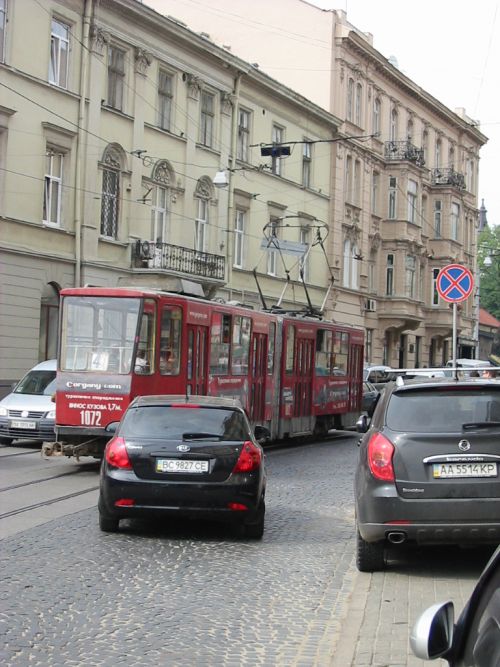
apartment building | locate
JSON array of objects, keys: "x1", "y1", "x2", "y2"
[
  {"x1": 0, "y1": 0, "x2": 340, "y2": 391},
  {"x1": 146, "y1": 0, "x2": 488, "y2": 368}
]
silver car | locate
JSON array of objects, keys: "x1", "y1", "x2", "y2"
[{"x1": 0, "y1": 359, "x2": 57, "y2": 444}]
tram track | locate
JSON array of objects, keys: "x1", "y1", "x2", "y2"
[
  {"x1": 0, "y1": 485, "x2": 99, "y2": 521},
  {"x1": 0, "y1": 448, "x2": 41, "y2": 458}
]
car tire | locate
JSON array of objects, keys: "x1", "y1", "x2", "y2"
[
  {"x1": 0, "y1": 437, "x2": 13, "y2": 445},
  {"x1": 99, "y1": 512, "x2": 119, "y2": 533},
  {"x1": 243, "y1": 500, "x2": 265, "y2": 540},
  {"x1": 356, "y1": 529, "x2": 385, "y2": 572}
]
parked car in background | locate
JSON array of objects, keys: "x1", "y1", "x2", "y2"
[
  {"x1": 98, "y1": 395, "x2": 268, "y2": 538},
  {"x1": 0, "y1": 359, "x2": 57, "y2": 444},
  {"x1": 363, "y1": 365, "x2": 398, "y2": 391},
  {"x1": 411, "y1": 544, "x2": 500, "y2": 665},
  {"x1": 354, "y1": 376, "x2": 500, "y2": 572},
  {"x1": 361, "y1": 381, "x2": 380, "y2": 413}
]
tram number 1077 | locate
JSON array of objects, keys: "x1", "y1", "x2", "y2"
[{"x1": 80, "y1": 410, "x2": 102, "y2": 426}]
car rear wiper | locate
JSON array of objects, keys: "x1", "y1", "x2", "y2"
[
  {"x1": 462, "y1": 421, "x2": 500, "y2": 430},
  {"x1": 182, "y1": 432, "x2": 223, "y2": 440}
]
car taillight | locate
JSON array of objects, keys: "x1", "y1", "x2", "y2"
[
  {"x1": 232, "y1": 441, "x2": 262, "y2": 473},
  {"x1": 105, "y1": 436, "x2": 132, "y2": 470},
  {"x1": 367, "y1": 432, "x2": 395, "y2": 481}
]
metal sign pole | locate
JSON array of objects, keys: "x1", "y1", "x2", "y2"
[{"x1": 452, "y1": 302, "x2": 457, "y2": 370}]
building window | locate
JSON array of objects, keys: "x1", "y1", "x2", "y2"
[
  {"x1": 43, "y1": 150, "x2": 63, "y2": 226},
  {"x1": 237, "y1": 109, "x2": 250, "y2": 162},
  {"x1": 386, "y1": 253, "x2": 394, "y2": 295},
  {"x1": 271, "y1": 125, "x2": 284, "y2": 175},
  {"x1": 451, "y1": 202, "x2": 460, "y2": 241},
  {"x1": 405, "y1": 255, "x2": 416, "y2": 298},
  {"x1": 466, "y1": 159, "x2": 474, "y2": 192},
  {"x1": 422, "y1": 129, "x2": 429, "y2": 164},
  {"x1": 107, "y1": 46, "x2": 125, "y2": 111},
  {"x1": 346, "y1": 78, "x2": 354, "y2": 122},
  {"x1": 434, "y1": 200, "x2": 442, "y2": 238},
  {"x1": 407, "y1": 119, "x2": 414, "y2": 142},
  {"x1": 449, "y1": 146, "x2": 455, "y2": 169},
  {"x1": 302, "y1": 141, "x2": 312, "y2": 188},
  {"x1": 158, "y1": 70, "x2": 173, "y2": 131},
  {"x1": 365, "y1": 328, "x2": 373, "y2": 364},
  {"x1": 345, "y1": 155, "x2": 353, "y2": 203},
  {"x1": 355, "y1": 83, "x2": 362, "y2": 126},
  {"x1": 371, "y1": 171, "x2": 379, "y2": 214},
  {"x1": 390, "y1": 108, "x2": 398, "y2": 141},
  {"x1": 0, "y1": 0, "x2": 6, "y2": 63},
  {"x1": 195, "y1": 198, "x2": 208, "y2": 252},
  {"x1": 435, "y1": 137, "x2": 441, "y2": 167},
  {"x1": 343, "y1": 239, "x2": 359, "y2": 289},
  {"x1": 354, "y1": 159, "x2": 361, "y2": 205},
  {"x1": 234, "y1": 209, "x2": 245, "y2": 268},
  {"x1": 407, "y1": 178, "x2": 418, "y2": 224},
  {"x1": 299, "y1": 226, "x2": 310, "y2": 282},
  {"x1": 151, "y1": 186, "x2": 168, "y2": 244},
  {"x1": 267, "y1": 218, "x2": 279, "y2": 276},
  {"x1": 39, "y1": 283, "x2": 60, "y2": 361},
  {"x1": 372, "y1": 97, "x2": 381, "y2": 135},
  {"x1": 368, "y1": 250, "x2": 377, "y2": 292},
  {"x1": 200, "y1": 91, "x2": 214, "y2": 147},
  {"x1": 49, "y1": 18, "x2": 69, "y2": 88},
  {"x1": 388, "y1": 176, "x2": 397, "y2": 219},
  {"x1": 100, "y1": 146, "x2": 122, "y2": 239}
]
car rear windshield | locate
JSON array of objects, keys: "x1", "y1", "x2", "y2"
[
  {"x1": 386, "y1": 387, "x2": 500, "y2": 432},
  {"x1": 15, "y1": 371, "x2": 56, "y2": 396},
  {"x1": 120, "y1": 405, "x2": 250, "y2": 440}
]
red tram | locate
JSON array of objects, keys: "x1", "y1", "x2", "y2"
[{"x1": 51, "y1": 287, "x2": 364, "y2": 457}]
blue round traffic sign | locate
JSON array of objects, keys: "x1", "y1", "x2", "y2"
[{"x1": 436, "y1": 264, "x2": 474, "y2": 303}]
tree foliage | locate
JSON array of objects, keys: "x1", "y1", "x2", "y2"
[{"x1": 478, "y1": 225, "x2": 500, "y2": 320}]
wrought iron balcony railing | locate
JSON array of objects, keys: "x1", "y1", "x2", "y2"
[
  {"x1": 431, "y1": 168, "x2": 466, "y2": 190},
  {"x1": 132, "y1": 240, "x2": 225, "y2": 281},
  {"x1": 384, "y1": 140, "x2": 425, "y2": 166}
]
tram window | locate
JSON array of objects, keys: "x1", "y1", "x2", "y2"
[
  {"x1": 210, "y1": 312, "x2": 231, "y2": 375},
  {"x1": 268, "y1": 322, "x2": 276, "y2": 374},
  {"x1": 231, "y1": 316, "x2": 251, "y2": 375},
  {"x1": 333, "y1": 331, "x2": 348, "y2": 375},
  {"x1": 160, "y1": 307, "x2": 181, "y2": 375},
  {"x1": 316, "y1": 329, "x2": 334, "y2": 375},
  {"x1": 285, "y1": 325, "x2": 295, "y2": 374},
  {"x1": 135, "y1": 302, "x2": 155, "y2": 374}
]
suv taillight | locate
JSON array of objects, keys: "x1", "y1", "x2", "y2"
[
  {"x1": 105, "y1": 436, "x2": 132, "y2": 470},
  {"x1": 232, "y1": 441, "x2": 262, "y2": 473},
  {"x1": 367, "y1": 432, "x2": 395, "y2": 481}
]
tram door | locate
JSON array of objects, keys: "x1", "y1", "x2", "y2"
[
  {"x1": 249, "y1": 333, "x2": 267, "y2": 422},
  {"x1": 186, "y1": 325, "x2": 208, "y2": 395},
  {"x1": 348, "y1": 342, "x2": 363, "y2": 410},
  {"x1": 293, "y1": 336, "x2": 314, "y2": 433}
]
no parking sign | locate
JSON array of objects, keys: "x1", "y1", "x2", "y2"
[{"x1": 436, "y1": 264, "x2": 474, "y2": 303}]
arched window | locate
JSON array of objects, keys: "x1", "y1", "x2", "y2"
[
  {"x1": 347, "y1": 78, "x2": 354, "y2": 122},
  {"x1": 343, "y1": 238, "x2": 359, "y2": 289},
  {"x1": 100, "y1": 144, "x2": 126, "y2": 239},
  {"x1": 194, "y1": 177, "x2": 213, "y2": 252},
  {"x1": 39, "y1": 282, "x2": 60, "y2": 360},
  {"x1": 150, "y1": 160, "x2": 174, "y2": 245},
  {"x1": 406, "y1": 119, "x2": 414, "y2": 142},
  {"x1": 390, "y1": 108, "x2": 398, "y2": 142},
  {"x1": 373, "y1": 97, "x2": 381, "y2": 135},
  {"x1": 355, "y1": 83, "x2": 362, "y2": 126},
  {"x1": 435, "y1": 137, "x2": 442, "y2": 168}
]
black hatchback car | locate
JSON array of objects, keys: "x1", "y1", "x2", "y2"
[
  {"x1": 98, "y1": 395, "x2": 268, "y2": 538},
  {"x1": 355, "y1": 377, "x2": 500, "y2": 571}
]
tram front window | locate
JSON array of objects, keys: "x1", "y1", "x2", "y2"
[{"x1": 61, "y1": 297, "x2": 141, "y2": 373}]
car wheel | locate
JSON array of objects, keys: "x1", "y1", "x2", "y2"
[
  {"x1": 356, "y1": 528, "x2": 385, "y2": 572},
  {"x1": 99, "y1": 512, "x2": 119, "y2": 533},
  {"x1": 0, "y1": 437, "x2": 13, "y2": 445},
  {"x1": 243, "y1": 500, "x2": 265, "y2": 540}
]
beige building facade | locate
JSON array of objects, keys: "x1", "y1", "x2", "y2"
[
  {"x1": 0, "y1": 0, "x2": 341, "y2": 391},
  {"x1": 146, "y1": 0, "x2": 488, "y2": 368}
]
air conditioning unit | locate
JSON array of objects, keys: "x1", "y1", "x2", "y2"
[{"x1": 365, "y1": 298, "x2": 377, "y2": 312}]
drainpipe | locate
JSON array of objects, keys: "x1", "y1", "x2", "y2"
[
  {"x1": 225, "y1": 72, "x2": 242, "y2": 287},
  {"x1": 74, "y1": 0, "x2": 92, "y2": 287}
]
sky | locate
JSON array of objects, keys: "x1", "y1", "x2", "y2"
[{"x1": 310, "y1": 0, "x2": 500, "y2": 228}]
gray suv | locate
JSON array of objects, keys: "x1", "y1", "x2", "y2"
[{"x1": 354, "y1": 376, "x2": 500, "y2": 571}]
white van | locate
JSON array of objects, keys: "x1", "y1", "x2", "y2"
[{"x1": 0, "y1": 360, "x2": 57, "y2": 444}]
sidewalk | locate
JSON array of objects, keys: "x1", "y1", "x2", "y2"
[{"x1": 329, "y1": 545, "x2": 488, "y2": 667}]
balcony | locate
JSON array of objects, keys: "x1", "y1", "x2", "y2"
[
  {"x1": 384, "y1": 140, "x2": 425, "y2": 167},
  {"x1": 132, "y1": 240, "x2": 225, "y2": 281},
  {"x1": 431, "y1": 168, "x2": 466, "y2": 190}
]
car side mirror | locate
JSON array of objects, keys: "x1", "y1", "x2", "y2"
[
  {"x1": 105, "y1": 422, "x2": 120, "y2": 434},
  {"x1": 410, "y1": 601, "x2": 454, "y2": 660},
  {"x1": 356, "y1": 414, "x2": 369, "y2": 433},
  {"x1": 254, "y1": 425, "x2": 270, "y2": 443}
]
